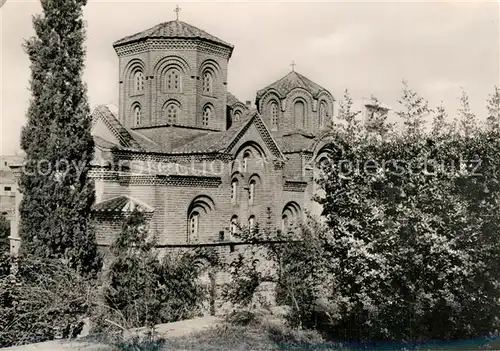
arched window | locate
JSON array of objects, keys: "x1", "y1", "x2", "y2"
[
  {"x1": 203, "y1": 71, "x2": 213, "y2": 94},
  {"x1": 294, "y1": 100, "x2": 306, "y2": 129},
  {"x1": 243, "y1": 151, "x2": 251, "y2": 172},
  {"x1": 249, "y1": 179, "x2": 256, "y2": 205},
  {"x1": 133, "y1": 104, "x2": 142, "y2": 126},
  {"x1": 202, "y1": 105, "x2": 212, "y2": 127},
  {"x1": 164, "y1": 103, "x2": 179, "y2": 125},
  {"x1": 189, "y1": 211, "x2": 199, "y2": 242},
  {"x1": 270, "y1": 102, "x2": 279, "y2": 131},
  {"x1": 319, "y1": 101, "x2": 327, "y2": 128},
  {"x1": 133, "y1": 71, "x2": 145, "y2": 93},
  {"x1": 187, "y1": 195, "x2": 214, "y2": 243},
  {"x1": 234, "y1": 110, "x2": 241, "y2": 120},
  {"x1": 230, "y1": 215, "x2": 238, "y2": 238},
  {"x1": 282, "y1": 214, "x2": 289, "y2": 232},
  {"x1": 166, "y1": 68, "x2": 181, "y2": 92},
  {"x1": 231, "y1": 179, "x2": 238, "y2": 204},
  {"x1": 282, "y1": 202, "x2": 301, "y2": 233}
]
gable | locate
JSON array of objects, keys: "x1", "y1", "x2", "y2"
[
  {"x1": 225, "y1": 114, "x2": 286, "y2": 160},
  {"x1": 92, "y1": 118, "x2": 121, "y2": 146}
]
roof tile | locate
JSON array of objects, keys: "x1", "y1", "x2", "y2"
[
  {"x1": 114, "y1": 20, "x2": 233, "y2": 48},
  {"x1": 256, "y1": 71, "x2": 329, "y2": 100}
]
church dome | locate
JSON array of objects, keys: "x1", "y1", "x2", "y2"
[
  {"x1": 256, "y1": 71, "x2": 329, "y2": 100},
  {"x1": 113, "y1": 20, "x2": 234, "y2": 50}
]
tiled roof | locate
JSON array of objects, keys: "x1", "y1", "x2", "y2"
[
  {"x1": 256, "y1": 71, "x2": 329, "y2": 99},
  {"x1": 92, "y1": 105, "x2": 141, "y2": 149},
  {"x1": 172, "y1": 110, "x2": 257, "y2": 154},
  {"x1": 93, "y1": 135, "x2": 120, "y2": 150},
  {"x1": 113, "y1": 20, "x2": 233, "y2": 49},
  {"x1": 92, "y1": 196, "x2": 154, "y2": 213}
]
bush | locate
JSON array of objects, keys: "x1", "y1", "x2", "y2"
[
  {"x1": 297, "y1": 129, "x2": 500, "y2": 343},
  {"x1": 94, "y1": 210, "x2": 208, "y2": 336},
  {"x1": 0, "y1": 255, "x2": 94, "y2": 347}
]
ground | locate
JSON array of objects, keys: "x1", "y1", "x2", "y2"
[{"x1": 3, "y1": 309, "x2": 500, "y2": 351}]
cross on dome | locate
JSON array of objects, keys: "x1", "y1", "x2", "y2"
[{"x1": 174, "y1": 4, "x2": 181, "y2": 21}]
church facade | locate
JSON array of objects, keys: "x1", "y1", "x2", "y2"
[
  {"x1": 9, "y1": 19, "x2": 363, "y2": 254},
  {"x1": 88, "y1": 19, "x2": 338, "y2": 248}
]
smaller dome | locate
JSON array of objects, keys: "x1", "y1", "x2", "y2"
[
  {"x1": 113, "y1": 20, "x2": 233, "y2": 49},
  {"x1": 256, "y1": 71, "x2": 329, "y2": 100}
]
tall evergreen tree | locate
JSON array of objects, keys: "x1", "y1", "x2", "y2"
[{"x1": 19, "y1": 0, "x2": 101, "y2": 275}]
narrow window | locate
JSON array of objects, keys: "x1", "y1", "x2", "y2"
[
  {"x1": 231, "y1": 179, "x2": 238, "y2": 204},
  {"x1": 294, "y1": 100, "x2": 306, "y2": 129},
  {"x1": 249, "y1": 215, "x2": 255, "y2": 233},
  {"x1": 134, "y1": 71, "x2": 145, "y2": 93},
  {"x1": 133, "y1": 105, "x2": 142, "y2": 126},
  {"x1": 249, "y1": 180, "x2": 256, "y2": 205},
  {"x1": 319, "y1": 101, "x2": 327, "y2": 128},
  {"x1": 189, "y1": 211, "x2": 199, "y2": 242},
  {"x1": 243, "y1": 151, "x2": 251, "y2": 172},
  {"x1": 202, "y1": 106, "x2": 212, "y2": 126},
  {"x1": 270, "y1": 102, "x2": 279, "y2": 131},
  {"x1": 165, "y1": 103, "x2": 178, "y2": 124},
  {"x1": 231, "y1": 216, "x2": 238, "y2": 237},
  {"x1": 166, "y1": 68, "x2": 181, "y2": 92},
  {"x1": 203, "y1": 71, "x2": 213, "y2": 94}
]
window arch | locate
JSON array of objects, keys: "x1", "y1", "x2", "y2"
[
  {"x1": 133, "y1": 71, "x2": 145, "y2": 93},
  {"x1": 282, "y1": 202, "x2": 302, "y2": 233},
  {"x1": 132, "y1": 103, "x2": 142, "y2": 126},
  {"x1": 202, "y1": 71, "x2": 213, "y2": 94},
  {"x1": 187, "y1": 195, "x2": 215, "y2": 243},
  {"x1": 270, "y1": 101, "x2": 279, "y2": 131},
  {"x1": 165, "y1": 68, "x2": 181, "y2": 92},
  {"x1": 294, "y1": 100, "x2": 306, "y2": 129},
  {"x1": 202, "y1": 105, "x2": 212, "y2": 127},
  {"x1": 231, "y1": 178, "x2": 239, "y2": 204},
  {"x1": 164, "y1": 102, "x2": 179, "y2": 125},
  {"x1": 319, "y1": 101, "x2": 327, "y2": 128}
]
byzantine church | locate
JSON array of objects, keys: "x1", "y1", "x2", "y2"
[{"x1": 85, "y1": 19, "x2": 341, "y2": 247}]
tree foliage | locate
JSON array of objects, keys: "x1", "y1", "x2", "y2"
[
  {"x1": 19, "y1": 0, "x2": 101, "y2": 275},
  {"x1": 97, "y1": 210, "x2": 207, "y2": 333},
  {"x1": 457, "y1": 89, "x2": 477, "y2": 136},
  {"x1": 486, "y1": 86, "x2": 500, "y2": 132},
  {"x1": 0, "y1": 215, "x2": 9, "y2": 254},
  {"x1": 396, "y1": 80, "x2": 431, "y2": 137}
]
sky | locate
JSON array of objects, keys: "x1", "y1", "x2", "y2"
[{"x1": 1, "y1": 0, "x2": 499, "y2": 155}]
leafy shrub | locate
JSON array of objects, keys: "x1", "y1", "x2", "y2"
[
  {"x1": 0, "y1": 255, "x2": 94, "y2": 347},
  {"x1": 94, "y1": 210, "x2": 208, "y2": 336}
]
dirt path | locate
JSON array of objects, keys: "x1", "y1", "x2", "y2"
[{"x1": 1, "y1": 316, "x2": 221, "y2": 351}]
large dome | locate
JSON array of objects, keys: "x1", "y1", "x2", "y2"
[{"x1": 113, "y1": 20, "x2": 233, "y2": 49}]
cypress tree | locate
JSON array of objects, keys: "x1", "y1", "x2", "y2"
[{"x1": 19, "y1": 0, "x2": 101, "y2": 275}]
